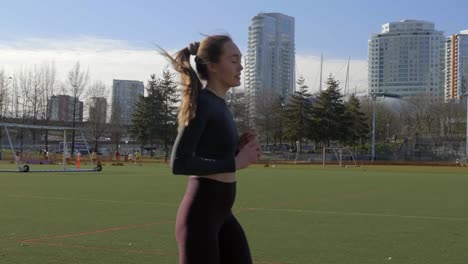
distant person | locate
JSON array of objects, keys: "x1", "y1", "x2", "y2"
[
  {"x1": 14, "y1": 151, "x2": 21, "y2": 164},
  {"x1": 134, "y1": 150, "x2": 141, "y2": 164},
  {"x1": 65, "y1": 151, "x2": 71, "y2": 163},
  {"x1": 162, "y1": 35, "x2": 260, "y2": 264},
  {"x1": 76, "y1": 151, "x2": 82, "y2": 169},
  {"x1": 91, "y1": 151, "x2": 97, "y2": 163}
]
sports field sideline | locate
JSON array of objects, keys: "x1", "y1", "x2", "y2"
[{"x1": 1, "y1": 163, "x2": 467, "y2": 264}]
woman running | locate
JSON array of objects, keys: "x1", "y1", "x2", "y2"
[{"x1": 162, "y1": 34, "x2": 260, "y2": 264}]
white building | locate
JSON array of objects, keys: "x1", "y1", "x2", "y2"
[
  {"x1": 368, "y1": 20, "x2": 445, "y2": 100},
  {"x1": 445, "y1": 30, "x2": 468, "y2": 102},
  {"x1": 111, "y1": 79, "x2": 144, "y2": 125},
  {"x1": 245, "y1": 13, "x2": 295, "y2": 121}
]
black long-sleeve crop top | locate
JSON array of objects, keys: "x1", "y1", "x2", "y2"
[{"x1": 170, "y1": 89, "x2": 239, "y2": 176}]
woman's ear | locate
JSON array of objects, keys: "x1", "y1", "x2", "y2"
[{"x1": 207, "y1": 62, "x2": 217, "y2": 74}]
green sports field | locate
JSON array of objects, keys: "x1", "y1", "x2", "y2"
[{"x1": 1, "y1": 163, "x2": 468, "y2": 264}]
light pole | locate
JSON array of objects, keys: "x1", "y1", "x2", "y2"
[
  {"x1": 371, "y1": 94, "x2": 376, "y2": 161},
  {"x1": 464, "y1": 91, "x2": 468, "y2": 158}
]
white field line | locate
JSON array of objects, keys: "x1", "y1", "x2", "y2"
[
  {"x1": 240, "y1": 207, "x2": 468, "y2": 222},
  {"x1": 8, "y1": 194, "x2": 468, "y2": 222},
  {"x1": 7, "y1": 194, "x2": 178, "y2": 207}
]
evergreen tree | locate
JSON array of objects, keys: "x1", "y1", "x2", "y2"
[
  {"x1": 131, "y1": 74, "x2": 161, "y2": 156},
  {"x1": 283, "y1": 75, "x2": 312, "y2": 152},
  {"x1": 131, "y1": 70, "x2": 179, "y2": 160},
  {"x1": 130, "y1": 94, "x2": 150, "y2": 149},
  {"x1": 311, "y1": 75, "x2": 346, "y2": 146},
  {"x1": 344, "y1": 94, "x2": 369, "y2": 148},
  {"x1": 156, "y1": 69, "x2": 179, "y2": 161}
]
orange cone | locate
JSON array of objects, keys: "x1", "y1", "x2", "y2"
[{"x1": 77, "y1": 152, "x2": 81, "y2": 169}]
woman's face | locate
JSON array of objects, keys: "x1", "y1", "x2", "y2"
[{"x1": 209, "y1": 41, "x2": 243, "y2": 88}]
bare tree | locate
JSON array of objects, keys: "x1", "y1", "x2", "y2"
[
  {"x1": 0, "y1": 70, "x2": 12, "y2": 160},
  {"x1": 9, "y1": 75, "x2": 21, "y2": 119},
  {"x1": 360, "y1": 97, "x2": 400, "y2": 143},
  {"x1": 41, "y1": 62, "x2": 57, "y2": 121},
  {"x1": 227, "y1": 89, "x2": 248, "y2": 135},
  {"x1": 23, "y1": 66, "x2": 46, "y2": 144},
  {"x1": 402, "y1": 94, "x2": 437, "y2": 137},
  {"x1": 0, "y1": 70, "x2": 12, "y2": 118},
  {"x1": 110, "y1": 102, "x2": 124, "y2": 153},
  {"x1": 40, "y1": 62, "x2": 57, "y2": 151},
  {"x1": 438, "y1": 102, "x2": 466, "y2": 157},
  {"x1": 255, "y1": 89, "x2": 281, "y2": 148},
  {"x1": 86, "y1": 81, "x2": 109, "y2": 153},
  {"x1": 17, "y1": 67, "x2": 34, "y2": 122},
  {"x1": 10, "y1": 69, "x2": 32, "y2": 152},
  {"x1": 67, "y1": 62, "x2": 89, "y2": 153}
]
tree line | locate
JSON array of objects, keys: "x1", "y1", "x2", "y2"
[
  {"x1": 3, "y1": 62, "x2": 466, "y2": 159},
  {"x1": 0, "y1": 62, "x2": 108, "y2": 153},
  {"x1": 129, "y1": 72, "x2": 370, "y2": 157},
  {"x1": 250, "y1": 75, "x2": 369, "y2": 152}
]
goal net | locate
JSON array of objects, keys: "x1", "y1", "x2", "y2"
[
  {"x1": 0, "y1": 123, "x2": 102, "y2": 172},
  {"x1": 457, "y1": 157, "x2": 468, "y2": 167},
  {"x1": 322, "y1": 147, "x2": 357, "y2": 167}
]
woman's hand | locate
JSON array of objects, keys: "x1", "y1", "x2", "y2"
[
  {"x1": 235, "y1": 137, "x2": 261, "y2": 170},
  {"x1": 239, "y1": 130, "x2": 257, "y2": 149}
]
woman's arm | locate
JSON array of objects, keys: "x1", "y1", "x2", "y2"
[{"x1": 170, "y1": 97, "x2": 236, "y2": 176}]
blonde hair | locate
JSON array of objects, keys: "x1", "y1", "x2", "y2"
[{"x1": 160, "y1": 35, "x2": 232, "y2": 127}]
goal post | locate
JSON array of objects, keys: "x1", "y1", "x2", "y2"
[
  {"x1": 322, "y1": 147, "x2": 357, "y2": 167},
  {"x1": 0, "y1": 122, "x2": 102, "y2": 173}
]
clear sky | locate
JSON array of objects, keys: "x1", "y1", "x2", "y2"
[{"x1": 1, "y1": 0, "x2": 467, "y2": 93}]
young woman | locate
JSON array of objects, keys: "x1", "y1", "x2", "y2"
[{"x1": 162, "y1": 35, "x2": 260, "y2": 264}]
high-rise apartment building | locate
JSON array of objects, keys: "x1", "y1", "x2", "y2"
[
  {"x1": 88, "y1": 97, "x2": 108, "y2": 123},
  {"x1": 445, "y1": 30, "x2": 468, "y2": 102},
  {"x1": 245, "y1": 13, "x2": 295, "y2": 120},
  {"x1": 368, "y1": 20, "x2": 445, "y2": 99},
  {"x1": 48, "y1": 95, "x2": 84, "y2": 122},
  {"x1": 111, "y1": 79, "x2": 144, "y2": 125}
]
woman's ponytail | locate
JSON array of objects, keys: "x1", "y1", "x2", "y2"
[{"x1": 160, "y1": 43, "x2": 202, "y2": 128}]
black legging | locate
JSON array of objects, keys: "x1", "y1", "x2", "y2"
[{"x1": 176, "y1": 177, "x2": 252, "y2": 264}]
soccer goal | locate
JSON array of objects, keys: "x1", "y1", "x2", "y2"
[
  {"x1": 0, "y1": 123, "x2": 102, "y2": 173},
  {"x1": 456, "y1": 157, "x2": 468, "y2": 167},
  {"x1": 322, "y1": 147, "x2": 357, "y2": 167}
]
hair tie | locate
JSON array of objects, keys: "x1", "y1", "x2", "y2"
[{"x1": 188, "y1": 42, "x2": 200, "y2": 56}]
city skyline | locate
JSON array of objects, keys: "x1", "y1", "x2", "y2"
[{"x1": 1, "y1": 1, "x2": 468, "y2": 95}]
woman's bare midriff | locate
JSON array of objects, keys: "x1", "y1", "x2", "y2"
[{"x1": 191, "y1": 172, "x2": 236, "y2": 183}]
